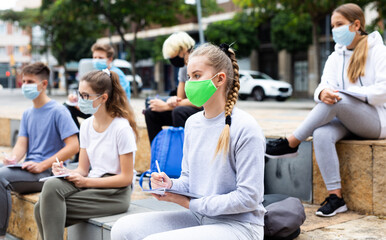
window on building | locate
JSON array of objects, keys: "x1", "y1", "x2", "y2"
[
  {"x1": 13, "y1": 22, "x2": 23, "y2": 35},
  {"x1": 14, "y1": 46, "x2": 22, "y2": 57},
  {"x1": 0, "y1": 21, "x2": 6, "y2": 35},
  {"x1": 0, "y1": 47, "x2": 6, "y2": 56}
]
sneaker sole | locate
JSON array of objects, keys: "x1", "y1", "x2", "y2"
[
  {"x1": 265, "y1": 152, "x2": 299, "y2": 159},
  {"x1": 315, "y1": 204, "x2": 348, "y2": 217}
]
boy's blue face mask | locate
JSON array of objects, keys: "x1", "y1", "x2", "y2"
[
  {"x1": 93, "y1": 59, "x2": 108, "y2": 70},
  {"x1": 22, "y1": 83, "x2": 42, "y2": 100},
  {"x1": 332, "y1": 23, "x2": 356, "y2": 46}
]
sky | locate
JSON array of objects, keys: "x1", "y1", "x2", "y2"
[{"x1": 0, "y1": 0, "x2": 17, "y2": 10}]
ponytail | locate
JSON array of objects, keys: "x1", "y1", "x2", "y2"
[
  {"x1": 107, "y1": 71, "x2": 138, "y2": 140},
  {"x1": 81, "y1": 70, "x2": 138, "y2": 141},
  {"x1": 347, "y1": 35, "x2": 368, "y2": 83}
]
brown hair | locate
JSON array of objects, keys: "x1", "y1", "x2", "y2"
[
  {"x1": 189, "y1": 43, "x2": 240, "y2": 157},
  {"x1": 91, "y1": 43, "x2": 115, "y2": 59},
  {"x1": 81, "y1": 70, "x2": 138, "y2": 140},
  {"x1": 334, "y1": 3, "x2": 368, "y2": 83},
  {"x1": 22, "y1": 62, "x2": 50, "y2": 81}
]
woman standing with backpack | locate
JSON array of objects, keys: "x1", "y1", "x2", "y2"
[{"x1": 266, "y1": 3, "x2": 386, "y2": 217}]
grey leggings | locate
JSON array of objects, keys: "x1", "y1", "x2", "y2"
[
  {"x1": 293, "y1": 93, "x2": 381, "y2": 190},
  {"x1": 0, "y1": 166, "x2": 50, "y2": 236},
  {"x1": 111, "y1": 210, "x2": 263, "y2": 240},
  {"x1": 34, "y1": 177, "x2": 131, "y2": 240}
]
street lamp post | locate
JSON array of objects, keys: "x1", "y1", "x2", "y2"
[
  {"x1": 185, "y1": 0, "x2": 205, "y2": 45},
  {"x1": 196, "y1": 0, "x2": 205, "y2": 44}
]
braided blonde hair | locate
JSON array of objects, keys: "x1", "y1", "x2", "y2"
[{"x1": 189, "y1": 43, "x2": 240, "y2": 157}]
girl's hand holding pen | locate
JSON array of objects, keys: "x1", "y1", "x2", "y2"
[
  {"x1": 52, "y1": 158, "x2": 69, "y2": 175},
  {"x1": 2, "y1": 152, "x2": 17, "y2": 165},
  {"x1": 150, "y1": 172, "x2": 172, "y2": 189}
]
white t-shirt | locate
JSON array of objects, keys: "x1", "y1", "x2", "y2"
[{"x1": 80, "y1": 116, "x2": 137, "y2": 178}]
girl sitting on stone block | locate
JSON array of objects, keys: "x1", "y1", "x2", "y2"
[
  {"x1": 265, "y1": 3, "x2": 386, "y2": 217},
  {"x1": 111, "y1": 43, "x2": 266, "y2": 240},
  {"x1": 34, "y1": 69, "x2": 138, "y2": 240}
]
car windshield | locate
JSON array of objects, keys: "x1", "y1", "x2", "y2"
[
  {"x1": 117, "y1": 67, "x2": 132, "y2": 75},
  {"x1": 250, "y1": 72, "x2": 275, "y2": 80}
]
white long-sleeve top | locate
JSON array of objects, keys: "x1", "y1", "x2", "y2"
[
  {"x1": 314, "y1": 31, "x2": 386, "y2": 138},
  {"x1": 171, "y1": 108, "x2": 266, "y2": 226}
]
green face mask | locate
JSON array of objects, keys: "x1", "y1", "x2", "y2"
[{"x1": 185, "y1": 73, "x2": 218, "y2": 107}]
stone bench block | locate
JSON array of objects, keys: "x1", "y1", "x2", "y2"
[
  {"x1": 313, "y1": 140, "x2": 386, "y2": 216},
  {"x1": 8, "y1": 193, "x2": 40, "y2": 240},
  {"x1": 135, "y1": 126, "x2": 150, "y2": 173}
]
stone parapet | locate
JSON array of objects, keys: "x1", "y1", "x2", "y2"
[{"x1": 313, "y1": 139, "x2": 386, "y2": 216}]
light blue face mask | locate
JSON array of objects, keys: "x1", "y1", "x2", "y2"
[
  {"x1": 332, "y1": 23, "x2": 356, "y2": 46},
  {"x1": 78, "y1": 95, "x2": 102, "y2": 115},
  {"x1": 92, "y1": 59, "x2": 108, "y2": 70},
  {"x1": 22, "y1": 83, "x2": 42, "y2": 100}
]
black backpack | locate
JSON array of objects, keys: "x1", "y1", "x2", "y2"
[{"x1": 263, "y1": 194, "x2": 306, "y2": 240}]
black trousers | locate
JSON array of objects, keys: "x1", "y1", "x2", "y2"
[{"x1": 144, "y1": 106, "x2": 202, "y2": 144}]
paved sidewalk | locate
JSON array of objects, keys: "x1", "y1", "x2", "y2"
[
  {"x1": 1, "y1": 88, "x2": 385, "y2": 239},
  {"x1": 0, "y1": 88, "x2": 314, "y2": 137}
]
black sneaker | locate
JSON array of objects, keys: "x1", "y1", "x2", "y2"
[
  {"x1": 265, "y1": 138, "x2": 299, "y2": 159},
  {"x1": 316, "y1": 194, "x2": 348, "y2": 217}
]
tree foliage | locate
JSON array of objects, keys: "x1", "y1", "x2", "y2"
[
  {"x1": 271, "y1": 11, "x2": 312, "y2": 53},
  {"x1": 40, "y1": 0, "x2": 105, "y2": 65},
  {"x1": 205, "y1": 12, "x2": 260, "y2": 58},
  {"x1": 233, "y1": 0, "x2": 374, "y2": 83}
]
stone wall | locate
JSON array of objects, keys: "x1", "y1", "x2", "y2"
[{"x1": 313, "y1": 140, "x2": 386, "y2": 216}]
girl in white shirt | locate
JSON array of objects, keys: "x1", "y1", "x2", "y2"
[
  {"x1": 34, "y1": 69, "x2": 137, "y2": 240},
  {"x1": 266, "y1": 3, "x2": 386, "y2": 217}
]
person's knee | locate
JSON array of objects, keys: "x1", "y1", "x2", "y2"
[
  {"x1": 111, "y1": 216, "x2": 136, "y2": 240},
  {"x1": 313, "y1": 127, "x2": 333, "y2": 145},
  {"x1": 40, "y1": 178, "x2": 61, "y2": 197}
]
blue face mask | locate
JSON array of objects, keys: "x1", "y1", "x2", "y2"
[
  {"x1": 92, "y1": 59, "x2": 108, "y2": 70},
  {"x1": 78, "y1": 96, "x2": 102, "y2": 115},
  {"x1": 22, "y1": 83, "x2": 42, "y2": 100},
  {"x1": 332, "y1": 23, "x2": 356, "y2": 46}
]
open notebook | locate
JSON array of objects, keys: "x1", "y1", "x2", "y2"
[
  {"x1": 339, "y1": 90, "x2": 367, "y2": 103},
  {"x1": 39, "y1": 174, "x2": 70, "y2": 182},
  {"x1": 142, "y1": 188, "x2": 202, "y2": 199}
]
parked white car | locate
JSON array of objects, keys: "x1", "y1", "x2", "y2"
[
  {"x1": 238, "y1": 70, "x2": 292, "y2": 101},
  {"x1": 77, "y1": 58, "x2": 143, "y2": 92}
]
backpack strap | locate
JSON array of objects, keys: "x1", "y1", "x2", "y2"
[{"x1": 139, "y1": 170, "x2": 152, "y2": 190}]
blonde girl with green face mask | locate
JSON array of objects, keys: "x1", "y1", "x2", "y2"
[{"x1": 111, "y1": 43, "x2": 266, "y2": 240}]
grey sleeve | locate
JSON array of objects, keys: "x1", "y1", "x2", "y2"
[{"x1": 178, "y1": 66, "x2": 188, "y2": 83}]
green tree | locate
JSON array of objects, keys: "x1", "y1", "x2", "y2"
[
  {"x1": 233, "y1": 0, "x2": 372, "y2": 90},
  {"x1": 205, "y1": 12, "x2": 260, "y2": 58},
  {"x1": 40, "y1": 0, "x2": 105, "y2": 93},
  {"x1": 271, "y1": 11, "x2": 312, "y2": 53},
  {"x1": 76, "y1": 0, "x2": 220, "y2": 97}
]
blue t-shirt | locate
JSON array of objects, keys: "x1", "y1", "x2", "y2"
[
  {"x1": 110, "y1": 66, "x2": 131, "y2": 100},
  {"x1": 19, "y1": 100, "x2": 79, "y2": 163}
]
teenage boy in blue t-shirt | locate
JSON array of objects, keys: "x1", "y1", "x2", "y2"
[{"x1": 0, "y1": 62, "x2": 79, "y2": 239}]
